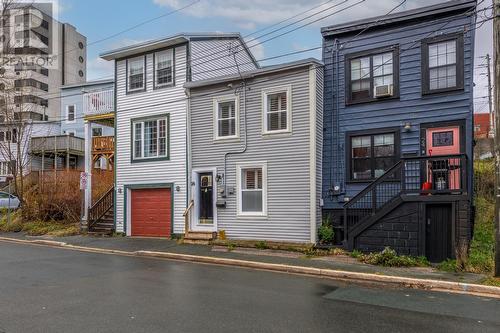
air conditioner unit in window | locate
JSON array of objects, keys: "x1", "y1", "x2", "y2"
[{"x1": 374, "y1": 84, "x2": 394, "y2": 98}]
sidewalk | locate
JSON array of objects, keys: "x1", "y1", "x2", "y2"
[{"x1": 0, "y1": 232, "x2": 486, "y2": 285}]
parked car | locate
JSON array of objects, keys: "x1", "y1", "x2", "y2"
[{"x1": 0, "y1": 192, "x2": 20, "y2": 209}]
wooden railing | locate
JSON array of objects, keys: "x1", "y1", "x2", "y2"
[
  {"x1": 83, "y1": 88, "x2": 114, "y2": 116},
  {"x1": 31, "y1": 135, "x2": 85, "y2": 154},
  {"x1": 88, "y1": 186, "x2": 114, "y2": 229},
  {"x1": 92, "y1": 136, "x2": 114, "y2": 153},
  {"x1": 343, "y1": 154, "x2": 468, "y2": 245},
  {"x1": 183, "y1": 200, "x2": 194, "y2": 235}
]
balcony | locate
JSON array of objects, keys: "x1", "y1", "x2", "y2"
[
  {"x1": 31, "y1": 135, "x2": 85, "y2": 156},
  {"x1": 83, "y1": 88, "x2": 114, "y2": 118},
  {"x1": 92, "y1": 136, "x2": 114, "y2": 154}
]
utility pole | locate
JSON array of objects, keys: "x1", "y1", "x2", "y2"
[
  {"x1": 493, "y1": 0, "x2": 500, "y2": 277},
  {"x1": 486, "y1": 54, "x2": 494, "y2": 138}
]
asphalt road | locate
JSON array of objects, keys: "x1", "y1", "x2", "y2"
[{"x1": 0, "y1": 241, "x2": 499, "y2": 333}]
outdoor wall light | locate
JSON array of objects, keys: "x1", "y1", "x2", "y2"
[
  {"x1": 403, "y1": 122, "x2": 412, "y2": 132},
  {"x1": 176, "y1": 186, "x2": 181, "y2": 192}
]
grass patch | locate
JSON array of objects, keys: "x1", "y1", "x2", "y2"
[
  {"x1": 482, "y1": 277, "x2": 500, "y2": 287},
  {"x1": 358, "y1": 247, "x2": 430, "y2": 267},
  {"x1": 466, "y1": 196, "x2": 495, "y2": 273},
  {"x1": 0, "y1": 210, "x2": 79, "y2": 237}
]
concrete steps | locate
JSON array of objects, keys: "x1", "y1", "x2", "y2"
[{"x1": 183, "y1": 231, "x2": 217, "y2": 245}]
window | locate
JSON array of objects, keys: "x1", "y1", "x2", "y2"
[
  {"x1": 155, "y1": 49, "x2": 174, "y2": 88},
  {"x1": 127, "y1": 56, "x2": 145, "y2": 92},
  {"x1": 0, "y1": 132, "x2": 4, "y2": 141},
  {"x1": 215, "y1": 97, "x2": 238, "y2": 139},
  {"x1": 348, "y1": 131, "x2": 398, "y2": 181},
  {"x1": 422, "y1": 34, "x2": 463, "y2": 94},
  {"x1": 237, "y1": 163, "x2": 267, "y2": 216},
  {"x1": 263, "y1": 86, "x2": 291, "y2": 134},
  {"x1": 92, "y1": 128, "x2": 103, "y2": 137},
  {"x1": 66, "y1": 105, "x2": 75, "y2": 123},
  {"x1": 0, "y1": 161, "x2": 12, "y2": 175},
  {"x1": 346, "y1": 48, "x2": 398, "y2": 104},
  {"x1": 132, "y1": 116, "x2": 169, "y2": 161}
]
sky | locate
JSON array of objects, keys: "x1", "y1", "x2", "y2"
[{"x1": 55, "y1": 0, "x2": 493, "y2": 113}]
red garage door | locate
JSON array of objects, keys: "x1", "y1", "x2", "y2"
[{"x1": 131, "y1": 188, "x2": 171, "y2": 237}]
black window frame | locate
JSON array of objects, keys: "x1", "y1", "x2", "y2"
[
  {"x1": 344, "y1": 45, "x2": 400, "y2": 105},
  {"x1": 345, "y1": 127, "x2": 400, "y2": 183},
  {"x1": 421, "y1": 33, "x2": 464, "y2": 95}
]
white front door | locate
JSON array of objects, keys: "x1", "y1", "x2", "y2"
[{"x1": 191, "y1": 169, "x2": 217, "y2": 232}]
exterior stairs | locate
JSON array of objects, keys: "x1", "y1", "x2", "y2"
[
  {"x1": 88, "y1": 209, "x2": 114, "y2": 235},
  {"x1": 183, "y1": 231, "x2": 217, "y2": 245}
]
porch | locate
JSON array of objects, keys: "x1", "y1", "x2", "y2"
[
  {"x1": 30, "y1": 135, "x2": 85, "y2": 170},
  {"x1": 341, "y1": 154, "x2": 470, "y2": 261}
]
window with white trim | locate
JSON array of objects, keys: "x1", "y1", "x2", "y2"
[
  {"x1": 238, "y1": 164, "x2": 267, "y2": 216},
  {"x1": 132, "y1": 116, "x2": 169, "y2": 160},
  {"x1": 66, "y1": 105, "x2": 75, "y2": 123},
  {"x1": 155, "y1": 49, "x2": 174, "y2": 87},
  {"x1": 215, "y1": 99, "x2": 238, "y2": 139},
  {"x1": 263, "y1": 88, "x2": 291, "y2": 133},
  {"x1": 127, "y1": 57, "x2": 145, "y2": 92}
]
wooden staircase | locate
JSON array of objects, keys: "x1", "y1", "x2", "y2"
[{"x1": 88, "y1": 186, "x2": 114, "y2": 235}]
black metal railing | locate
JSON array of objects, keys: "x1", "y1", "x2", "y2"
[{"x1": 343, "y1": 154, "x2": 468, "y2": 244}]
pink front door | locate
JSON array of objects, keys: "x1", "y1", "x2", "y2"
[{"x1": 426, "y1": 126, "x2": 461, "y2": 190}]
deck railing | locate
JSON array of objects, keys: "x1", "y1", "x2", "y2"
[
  {"x1": 83, "y1": 88, "x2": 114, "y2": 116},
  {"x1": 92, "y1": 136, "x2": 114, "y2": 153},
  {"x1": 343, "y1": 154, "x2": 467, "y2": 244},
  {"x1": 31, "y1": 135, "x2": 85, "y2": 154}
]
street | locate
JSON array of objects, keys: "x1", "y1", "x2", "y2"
[{"x1": 0, "y1": 241, "x2": 498, "y2": 333}]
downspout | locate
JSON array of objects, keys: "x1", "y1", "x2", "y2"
[
  {"x1": 330, "y1": 39, "x2": 342, "y2": 197},
  {"x1": 223, "y1": 81, "x2": 247, "y2": 198}
]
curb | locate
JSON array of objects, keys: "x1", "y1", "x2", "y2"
[{"x1": 1, "y1": 236, "x2": 499, "y2": 298}]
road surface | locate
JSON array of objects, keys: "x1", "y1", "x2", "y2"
[{"x1": 0, "y1": 241, "x2": 498, "y2": 332}]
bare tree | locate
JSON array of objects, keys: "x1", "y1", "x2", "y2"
[{"x1": 0, "y1": 0, "x2": 50, "y2": 202}]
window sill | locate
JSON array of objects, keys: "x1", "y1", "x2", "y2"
[
  {"x1": 345, "y1": 95, "x2": 399, "y2": 106},
  {"x1": 131, "y1": 156, "x2": 170, "y2": 164},
  {"x1": 214, "y1": 136, "x2": 240, "y2": 143},
  {"x1": 126, "y1": 88, "x2": 147, "y2": 95},
  {"x1": 154, "y1": 83, "x2": 175, "y2": 90},
  {"x1": 236, "y1": 213, "x2": 268, "y2": 220},
  {"x1": 262, "y1": 130, "x2": 292, "y2": 138},
  {"x1": 422, "y1": 86, "x2": 464, "y2": 96}
]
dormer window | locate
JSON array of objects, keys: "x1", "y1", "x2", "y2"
[
  {"x1": 127, "y1": 56, "x2": 145, "y2": 93},
  {"x1": 155, "y1": 49, "x2": 174, "y2": 88},
  {"x1": 346, "y1": 47, "x2": 399, "y2": 104}
]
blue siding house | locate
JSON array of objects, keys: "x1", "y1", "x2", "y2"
[{"x1": 321, "y1": 0, "x2": 476, "y2": 262}]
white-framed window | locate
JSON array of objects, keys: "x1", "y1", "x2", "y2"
[
  {"x1": 132, "y1": 115, "x2": 169, "y2": 160},
  {"x1": 127, "y1": 56, "x2": 145, "y2": 92},
  {"x1": 0, "y1": 161, "x2": 12, "y2": 175},
  {"x1": 155, "y1": 49, "x2": 174, "y2": 88},
  {"x1": 214, "y1": 96, "x2": 239, "y2": 140},
  {"x1": 66, "y1": 104, "x2": 76, "y2": 123},
  {"x1": 262, "y1": 86, "x2": 292, "y2": 134},
  {"x1": 237, "y1": 162, "x2": 267, "y2": 217}
]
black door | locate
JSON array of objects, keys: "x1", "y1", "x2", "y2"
[
  {"x1": 198, "y1": 173, "x2": 213, "y2": 224},
  {"x1": 425, "y1": 204, "x2": 452, "y2": 262}
]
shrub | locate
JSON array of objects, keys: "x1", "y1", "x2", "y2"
[
  {"x1": 318, "y1": 221, "x2": 335, "y2": 244},
  {"x1": 357, "y1": 247, "x2": 430, "y2": 267},
  {"x1": 350, "y1": 249, "x2": 363, "y2": 258},
  {"x1": 255, "y1": 241, "x2": 269, "y2": 249}
]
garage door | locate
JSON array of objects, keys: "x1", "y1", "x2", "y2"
[{"x1": 131, "y1": 188, "x2": 171, "y2": 237}]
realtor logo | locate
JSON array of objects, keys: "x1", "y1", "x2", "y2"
[{"x1": 0, "y1": 0, "x2": 59, "y2": 70}]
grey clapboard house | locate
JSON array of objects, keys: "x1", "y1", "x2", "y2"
[
  {"x1": 185, "y1": 59, "x2": 323, "y2": 243},
  {"x1": 99, "y1": 33, "x2": 258, "y2": 237},
  {"x1": 321, "y1": 0, "x2": 476, "y2": 261}
]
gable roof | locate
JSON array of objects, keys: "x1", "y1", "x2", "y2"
[
  {"x1": 100, "y1": 32, "x2": 258, "y2": 67},
  {"x1": 184, "y1": 58, "x2": 323, "y2": 89},
  {"x1": 321, "y1": 0, "x2": 477, "y2": 37}
]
